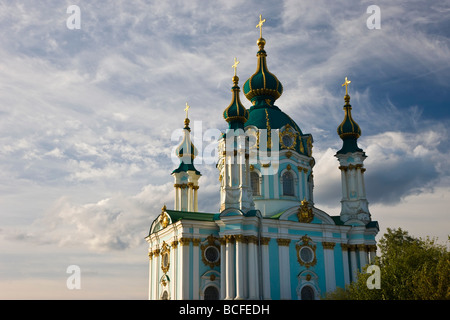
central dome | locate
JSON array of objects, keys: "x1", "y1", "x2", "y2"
[
  {"x1": 243, "y1": 37, "x2": 309, "y2": 156},
  {"x1": 243, "y1": 38, "x2": 283, "y2": 105}
]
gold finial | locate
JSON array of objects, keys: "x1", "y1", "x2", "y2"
[
  {"x1": 256, "y1": 14, "x2": 266, "y2": 39},
  {"x1": 184, "y1": 102, "x2": 190, "y2": 119},
  {"x1": 232, "y1": 57, "x2": 240, "y2": 77},
  {"x1": 342, "y1": 77, "x2": 351, "y2": 96}
]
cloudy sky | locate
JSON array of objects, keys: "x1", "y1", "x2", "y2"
[{"x1": 0, "y1": 0, "x2": 449, "y2": 299}]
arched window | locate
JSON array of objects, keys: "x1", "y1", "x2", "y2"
[
  {"x1": 300, "y1": 285, "x2": 315, "y2": 300},
  {"x1": 161, "y1": 290, "x2": 169, "y2": 300},
  {"x1": 204, "y1": 286, "x2": 219, "y2": 300},
  {"x1": 250, "y1": 171, "x2": 260, "y2": 196},
  {"x1": 282, "y1": 171, "x2": 294, "y2": 196}
]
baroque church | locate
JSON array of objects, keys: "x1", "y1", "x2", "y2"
[{"x1": 145, "y1": 16, "x2": 379, "y2": 300}]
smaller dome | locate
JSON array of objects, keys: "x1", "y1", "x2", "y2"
[
  {"x1": 223, "y1": 75, "x2": 249, "y2": 128},
  {"x1": 243, "y1": 38, "x2": 283, "y2": 105},
  {"x1": 337, "y1": 95, "x2": 363, "y2": 154},
  {"x1": 173, "y1": 117, "x2": 201, "y2": 175}
]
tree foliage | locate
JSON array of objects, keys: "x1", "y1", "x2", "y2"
[{"x1": 326, "y1": 228, "x2": 450, "y2": 300}]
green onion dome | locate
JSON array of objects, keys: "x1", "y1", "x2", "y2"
[
  {"x1": 243, "y1": 38, "x2": 283, "y2": 106},
  {"x1": 337, "y1": 94, "x2": 363, "y2": 154},
  {"x1": 223, "y1": 75, "x2": 249, "y2": 129},
  {"x1": 172, "y1": 117, "x2": 201, "y2": 175}
]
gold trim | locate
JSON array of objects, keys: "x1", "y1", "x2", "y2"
[
  {"x1": 247, "y1": 235, "x2": 259, "y2": 245},
  {"x1": 296, "y1": 235, "x2": 317, "y2": 269},
  {"x1": 322, "y1": 242, "x2": 336, "y2": 250},
  {"x1": 357, "y1": 244, "x2": 367, "y2": 252},
  {"x1": 298, "y1": 199, "x2": 314, "y2": 223},
  {"x1": 277, "y1": 238, "x2": 291, "y2": 246},
  {"x1": 200, "y1": 235, "x2": 220, "y2": 268},
  {"x1": 280, "y1": 125, "x2": 297, "y2": 150},
  {"x1": 160, "y1": 242, "x2": 170, "y2": 274},
  {"x1": 179, "y1": 238, "x2": 191, "y2": 246}
]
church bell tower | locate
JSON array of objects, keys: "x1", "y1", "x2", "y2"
[{"x1": 336, "y1": 78, "x2": 371, "y2": 224}]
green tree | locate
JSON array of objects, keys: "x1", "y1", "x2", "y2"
[{"x1": 326, "y1": 228, "x2": 450, "y2": 300}]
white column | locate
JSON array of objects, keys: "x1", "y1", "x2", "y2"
[
  {"x1": 220, "y1": 238, "x2": 226, "y2": 300},
  {"x1": 323, "y1": 242, "x2": 336, "y2": 293},
  {"x1": 194, "y1": 187, "x2": 199, "y2": 212},
  {"x1": 154, "y1": 248, "x2": 160, "y2": 299},
  {"x1": 356, "y1": 167, "x2": 364, "y2": 199},
  {"x1": 225, "y1": 235, "x2": 236, "y2": 300},
  {"x1": 341, "y1": 244, "x2": 350, "y2": 286},
  {"x1": 358, "y1": 244, "x2": 368, "y2": 270},
  {"x1": 235, "y1": 235, "x2": 245, "y2": 299},
  {"x1": 277, "y1": 239, "x2": 291, "y2": 299},
  {"x1": 179, "y1": 238, "x2": 190, "y2": 299},
  {"x1": 264, "y1": 174, "x2": 270, "y2": 199},
  {"x1": 368, "y1": 245, "x2": 377, "y2": 263},
  {"x1": 349, "y1": 245, "x2": 358, "y2": 282},
  {"x1": 261, "y1": 237, "x2": 271, "y2": 299},
  {"x1": 248, "y1": 236, "x2": 259, "y2": 299},
  {"x1": 273, "y1": 170, "x2": 279, "y2": 199},
  {"x1": 148, "y1": 250, "x2": 153, "y2": 300},
  {"x1": 181, "y1": 186, "x2": 188, "y2": 211},
  {"x1": 340, "y1": 167, "x2": 348, "y2": 199},
  {"x1": 175, "y1": 186, "x2": 179, "y2": 210},
  {"x1": 172, "y1": 241, "x2": 178, "y2": 299},
  {"x1": 192, "y1": 239, "x2": 200, "y2": 299},
  {"x1": 298, "y1": 169, "x2": 303, "y2": 199}
]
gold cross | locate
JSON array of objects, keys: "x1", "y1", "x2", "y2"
[
  {"x1": 256, "y1": 14, "x2": 266, "y2": 38},
  {"x1": 232, "y1": 57, "x2": 240, "y2": 76},
  {"x1": 184, "y1": 102, "x2": 190, "y2": 118},
  {"x1": 342, "y1": 77, "x2": 351, "y2": 95}
]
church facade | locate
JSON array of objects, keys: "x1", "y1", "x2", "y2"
[{"x1": 145, "y1": 18, "x2": 379, "y2": 300}]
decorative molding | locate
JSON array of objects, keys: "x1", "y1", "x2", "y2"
[
  {"x1": 277, "y1": 238, "x2": 291, "y2": 246},
  {"x1": 298, "y1": 199, "x2": 314, "y2": 223},
  {"x1": 179, "y1": 237, "x2": 191, "y2": 246},
  {"x1": 322, "y1": 242, "x2": 336, "y2": 250},
  {"x1": 260, "y1": 237, "x2": 271, "y2": 245},
  {"x1": 200, "y1": 235, "x2": 220, "y2": 269},
  {"x1": 296, "y1": 235, "x2": 317, "y2": 269},
  {"x1": 160, "y1": 242, "x2": 170, "y2": 274}
]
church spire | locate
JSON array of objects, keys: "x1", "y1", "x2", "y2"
[
  {"x1": 219, "y1": 59, "x2": 254, "y2": 213},
  {"x1": 172, "y1": 103, "x2": 201, "y2": 212}
]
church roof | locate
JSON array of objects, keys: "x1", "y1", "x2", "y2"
[{"x1": 165, "y1": 209, "x2": 220, "y2": 223}]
